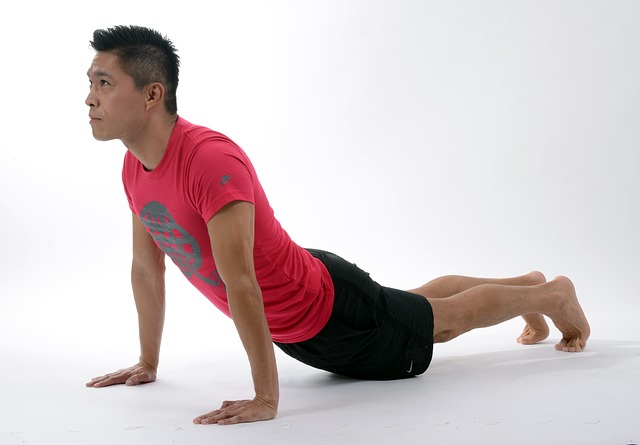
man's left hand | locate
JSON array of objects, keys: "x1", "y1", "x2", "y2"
[{"x1": 193, "y1": 397, "x2": 277, "y2": 425}]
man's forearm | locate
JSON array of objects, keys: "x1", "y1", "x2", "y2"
[
  {"x1": 131, "y1": 263, "x2": 166, "y2": 370},
  {"x1": 227, "y1": 282, "x2": 279, "y2": 407}
]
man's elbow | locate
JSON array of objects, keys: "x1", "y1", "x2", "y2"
[
  {"x1": 131, "y1": 253, "x2": 166, "y2": 279},
  {"x1": 225, "y1": 275, "x2": 263, "y2": 305}
]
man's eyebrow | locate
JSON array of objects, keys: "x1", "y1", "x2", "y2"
[{"x1": 87, "y1": 69, "x2": 112, "y2": 78}]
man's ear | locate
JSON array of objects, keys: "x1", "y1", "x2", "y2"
[{"x1": 145, "y1": 82, "x2": 165, "y2": 110}]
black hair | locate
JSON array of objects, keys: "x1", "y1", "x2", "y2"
[{"x1": 90, "y1": 25, "x2": 180, "y2": 115}]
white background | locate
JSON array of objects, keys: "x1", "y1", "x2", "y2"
[{"x1": 0, "y1": 1, "x2": 639, "y2": 444}]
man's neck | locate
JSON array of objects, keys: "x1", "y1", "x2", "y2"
[{"x1": 124, "y1": 115, "x2": 178, "y2": 171}]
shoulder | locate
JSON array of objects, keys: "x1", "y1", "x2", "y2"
[{"x1": 177, "y1": 117, "x2": 245, "y2": 161}]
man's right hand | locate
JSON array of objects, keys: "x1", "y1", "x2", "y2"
[{"x1": 86, "y1": 362, "x2": 157, "y2": 388}]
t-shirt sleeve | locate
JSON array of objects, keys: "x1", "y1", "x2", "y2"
[{"x1": 188, "y1": 139, "x2": 255, "y2": 223}]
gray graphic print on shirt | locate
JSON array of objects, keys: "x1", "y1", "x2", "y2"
[{"x1": 139, "y1": 201, "x2": 225, "y2": 288}]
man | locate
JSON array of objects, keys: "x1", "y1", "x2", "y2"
[{"x1": 85, "y1": 25, "x2": 590, "y2": 426}]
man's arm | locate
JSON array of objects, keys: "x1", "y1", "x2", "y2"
[
  {"x1": 192, "y1": 201, "x2": 279, "y2": 425},
  {"x1": 86, "y1": 213, "x2": 165, "y2": 387}
]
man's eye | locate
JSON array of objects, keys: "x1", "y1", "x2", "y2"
[{"x1": 100, "y1": 80, "x2": 110, "y2": 86}]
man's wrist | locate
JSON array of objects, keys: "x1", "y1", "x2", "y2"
[
  {"x1": 254, "y1": 395, "x2": 278, "y2": 411},
  {"x1": 139, "y1": 357, "x2": 158, "y2": 372}
]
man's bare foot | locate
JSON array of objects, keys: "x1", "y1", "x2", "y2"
[
  {"x1": 517, "y1": 314, "x2": 550, "y2": 345},
  {"x1": 516, "y1": 271, "x2": 550, "y2": 345},
  {"x1": 547, "y1": 276, "x2": 590, "y2": 352}
]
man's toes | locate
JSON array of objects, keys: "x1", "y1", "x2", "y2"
[
  {"x1": 555, "y1": 337, "x2": 584, "y2": 352},
  {"x1": 517, "y1": 322, "x2": 549, "y2": 345},
  {"x1": 517, "y1": 334, "x2": 534, "y2": 345}
]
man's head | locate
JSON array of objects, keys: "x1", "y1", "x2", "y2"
[
  {"x1": 86, "y1": 26, "x2": 180, "y2": 143},
  {"x1": 89, "y1": 25, "x2": 180, "y2": 115}
]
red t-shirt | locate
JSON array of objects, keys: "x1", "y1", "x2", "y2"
[{"x1": 122, "y1": 117, "x2": 334, "y2": 343}]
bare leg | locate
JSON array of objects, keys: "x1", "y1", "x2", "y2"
[
  {"x1": 407, "y1": 271, "x2": 546, "y2": 298},
  {"x1": 408, "y1": 271, "x2": 550, "y2": 345},
  {"x1": 425, "y1": 276, "x2": 590, "y2": 352}
]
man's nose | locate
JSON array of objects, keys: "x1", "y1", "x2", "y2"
[{"x1": 85, "y1": 87, "x2": 97, "y2": 107}]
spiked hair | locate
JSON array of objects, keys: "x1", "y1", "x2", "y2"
[{"x1": 90, "y1": 25, "x2": 180, "y2": 115}]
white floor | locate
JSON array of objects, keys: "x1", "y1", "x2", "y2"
[{"x1": 1, "y1": 281, "x2": 638, "y2": 445}]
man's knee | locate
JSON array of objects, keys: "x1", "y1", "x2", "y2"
[
  {"x1": 428, "y1": 298, "x2": 461, "y2": 344},
  {"x1": 433, "y1": 329, "x2": 457, "y2": 343}
]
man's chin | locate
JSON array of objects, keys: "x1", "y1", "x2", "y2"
[{"x1": 91, "y1": 131, "x2": 116, "y2": 142}]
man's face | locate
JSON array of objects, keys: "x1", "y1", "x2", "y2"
[{"x1": 86, "y1": 52, "x2": 147, "y2": 143}]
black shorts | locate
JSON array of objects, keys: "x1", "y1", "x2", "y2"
[{"x1": 274, "y1": 249, "x2": 434, "y2": 380}]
